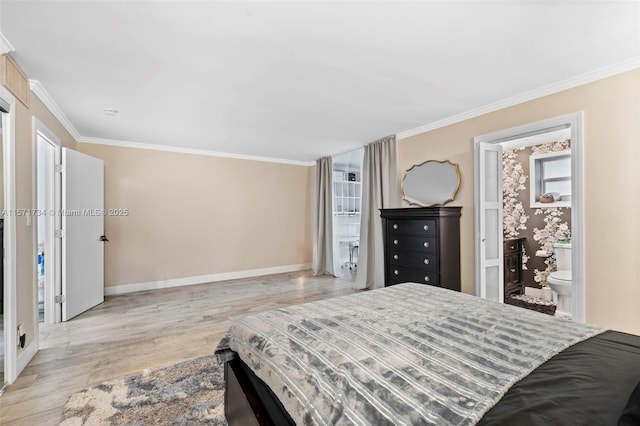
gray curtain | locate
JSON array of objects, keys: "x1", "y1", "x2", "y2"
[
  {"x1": 313, "y1": 156, "x2": 335, "y2": 276},
  {"x1": 354, "y1": 136, "x2": 400, "y2": 290}
]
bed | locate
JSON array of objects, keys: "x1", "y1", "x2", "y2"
[{"x1": 215, "y1": 283, "x2": 640, "y2": 425}]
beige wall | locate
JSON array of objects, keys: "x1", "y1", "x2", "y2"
[
  {"x1": 76, "y1": 143, "x2": 313, "y2": 287},
  {"x1": 11, "y1": 90, "x2": 76, "y2": 356},
  {"x1": 398, "y1": 69, "x2": 640, "y2": 334}
]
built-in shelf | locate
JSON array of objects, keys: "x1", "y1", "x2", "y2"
[
  {"x1": 530, "y1": 150, "x2": 571, "y2": 208},
  {"x1": 333, "y1": 179, "x2": 361, "y2": 216},
  {"x1": 333, "y1": 152, "x2": 363, "y2": 274}
]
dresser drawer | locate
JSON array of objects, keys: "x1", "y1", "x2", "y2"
[
  {"x1": 387, "y1": 219, "x2": 436, "y2": 236},
  {"x1": 388, "y1": 251, "x2": 437, "y2": 271},
  {"x1": 387, "y1": 266, "x2": 439, "y2": 286},
  {"x1": 388, "y1": 235, "x2": 436, "y2": 253}
]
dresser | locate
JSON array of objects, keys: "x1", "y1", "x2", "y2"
[
  {"x1": 503, "y1": 237, "x2": 525, "y2": 300},
  {"x1": 380, "y1": 207, "x2": 461, "y2": 291}
]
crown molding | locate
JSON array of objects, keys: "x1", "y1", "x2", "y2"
[
  {"x1": 77, "y1": 137, "x2": 316, "y2": 166},
  {"x1": 0, "y1": 31, "x2": 15, "y2": 54},
  {"x1": 29, "y1": 79, "x2": 81, "y2": 140},
  {"x1": 30, "y1": 80, "x2": 313, "y2": 166},
  {"x1": 396, "y1": 57, "x2": 640, "y2": 140}
]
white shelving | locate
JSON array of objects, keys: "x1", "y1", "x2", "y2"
[
  {"x1": 333, "y1": 179, "x2": 361, "y2": 216},
  {"x1": 332, "y1": 151, "x2": 363, "y2": 275}
]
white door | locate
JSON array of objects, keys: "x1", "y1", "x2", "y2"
[
  {"x1": 475, "y1": 142, "x2": 503, "y2": 302},
  {"x1": 61, "y1": 148, "x2": 105, "y2": 321}
]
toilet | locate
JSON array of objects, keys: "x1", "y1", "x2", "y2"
[{"x1": 547, "y1": 243, "x2": 572, "y2": 319}]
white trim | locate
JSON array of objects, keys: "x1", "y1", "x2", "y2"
[
  {"x1": 398, "y1": 57, "x2": 640, "y2": 140},
  {"x1": 569, "y1": 113, "x2": 585, "y2": 324},
  {"x1": 77, "y1": 138, "x2": 315, "y2": 167},
  {"x1": 0, "y1": 31, "x2": 14, "y2": 54},
  {"x1": 15, "y1": 338, "x2": 38, "y2": 378},
  {"x1": 104, "y1": 263, "x2": 313, "y2": 296},
  {"x1": 29, "y1": 80, "x2": 81, "y2": 140},
  {"x1": 473, "y1": 112, "x2": 585, "y2": 323},
  {"x1": 1, "y1": 86, "x2": 18, "y2": 384}
]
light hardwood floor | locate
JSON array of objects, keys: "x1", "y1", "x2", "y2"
[{"x1": 0, "y1": 271, "x2": 358, "y2": 425}]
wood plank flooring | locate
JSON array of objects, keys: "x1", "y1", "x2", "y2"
[{"x1": 0, "y1": 270, "x2": 358, "y2": 425}]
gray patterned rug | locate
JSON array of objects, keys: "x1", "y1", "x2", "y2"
[{"x1": 61, "y1": 354, "x2": 228, "y2": 425}]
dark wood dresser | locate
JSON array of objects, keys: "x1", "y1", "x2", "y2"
[
  {"x1": 503, "y1": 237, "x2": 525, "y2": 300},
  {"x1": 380, "y1": 207, "x2": 461, "y2": 291}
]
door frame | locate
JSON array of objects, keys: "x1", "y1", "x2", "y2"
[
  {"x1": 474, "y1": 112, "x2": 585, "y2": 322},
  {"x1": 1, "y1": 86, "x2": 18, "y2": 385},
  {"x1": 33, "y1": 118, "x2": 62, "y2": 326}
]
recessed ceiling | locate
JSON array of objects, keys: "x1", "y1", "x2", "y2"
[{"x1": 1, "y1": 1, "x2": 638, "y2": 163}]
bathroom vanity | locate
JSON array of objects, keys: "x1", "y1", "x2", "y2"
[{"x1": 503, "y1": 237, "x2": 525, "y2": 300}]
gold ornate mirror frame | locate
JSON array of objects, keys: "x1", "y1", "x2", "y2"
[{"x1": 402, "y1": 159, "x2": 461, "y2": 207}]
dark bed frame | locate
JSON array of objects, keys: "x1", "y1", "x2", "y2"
[{"x1": 224, "y1": 358, "x2": 294, "y2": 426}]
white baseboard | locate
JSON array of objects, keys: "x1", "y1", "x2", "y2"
[
  {"x1": 104, "y1": 263, "x2": 312, "y2": 296},
  {"x1": 15, "y1": 338, "x2": 38, "y2": 380}
]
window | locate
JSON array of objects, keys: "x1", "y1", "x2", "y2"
[{"x1": 530, "y1": 150, "x2": 571, "y2": 208}]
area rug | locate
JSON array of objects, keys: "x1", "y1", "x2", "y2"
[{"x1": 61, "y1": 354, "x2": 228, "y2": 425}]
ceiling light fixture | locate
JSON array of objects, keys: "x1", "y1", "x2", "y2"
[{"x1": 103, "y1": 108, "x2": 119, "y2": 115}]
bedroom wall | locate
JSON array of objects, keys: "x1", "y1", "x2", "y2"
[
  {"x1": 76, "y1": 143, "x2": 314, "y2": 290},
  {"x1": 397, "y1": 68, "x2": 640, "y2": 335},
  {"x1": 11, "y1": 89, "x2": 76, "y2": 361}
]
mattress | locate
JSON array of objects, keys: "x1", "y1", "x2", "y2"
[{"x1": 216, "y1": 283, "x2": 607, "y2": 425}]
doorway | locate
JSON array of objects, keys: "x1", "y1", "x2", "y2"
[
  {"x1": 1, "y1": 88, "x2": 17, "y2": 388},
  {"x1": 474, "y1": 112, "x2": 585, "y2": 322},
  {"x1": 34, "y1": 120, "x2": 61, "y2": 325},
  {"x1": 332, "y1": 148, "x2": 363, "y2": 280}
]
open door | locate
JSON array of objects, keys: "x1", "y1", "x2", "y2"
[
  {"x1": 61, "y1": 148, "x2": 105, "y2": 321},
  {"x1": 475, "y1": 142, "x2": 503, "y2": 302}
]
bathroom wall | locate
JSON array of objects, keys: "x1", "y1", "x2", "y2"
[{"x1": 502, "y1": 139, "x2": 572, "y2": 288}]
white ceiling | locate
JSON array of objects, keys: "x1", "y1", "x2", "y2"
[{"x1": 1, "y1": 1, "x2": 639, "y2": 163}]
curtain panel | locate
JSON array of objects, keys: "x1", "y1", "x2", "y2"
[
  {"x1": 354, "y1": 135, "x2": 400, "y2": 290},
  {"x1": 313, "y1": 156, "x2": 335, "y2": 276}
]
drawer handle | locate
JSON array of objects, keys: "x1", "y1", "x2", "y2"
[
  {"x1": 423, "y1": 225, "x2": 429, "y2": 231},
  {"x1": 424, "y1": 258, "x2": 430, "y2": 265},
  {"x1": 393, "y1": 239, "x2": 398, "y2": 245},
  {"x1": 394, "y1": 270, "x2": 399, "y2": 275},
  {"x1": 424, "y1": 276, "x2": 430, "y2": 282},
  {"x1": 423, "y1": 241, "x2": 430, "y2": 248},
  {"x1": 511, "y1": 269, "x2": 516, "y2": 273},
  {"x1": 393, "y1": 224, "x2": 398, "y2": 230},
  {"x1": 393, "y1": 254, "x2": 399, "y2": 260}
]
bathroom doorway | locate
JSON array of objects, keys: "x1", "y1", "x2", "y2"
[
  {"x1": 34, "y1": 120, "x2": 62, "y2": 325},
  {"x1": 474, "y1": 112, "x2": 585, "y2": 322},
  {"x1": 499, "y1": 127, "x2": 572, "y2": 315}
]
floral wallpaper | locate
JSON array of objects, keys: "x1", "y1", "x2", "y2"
[{"x1": 502, "y1": 139, "x2": 571, "y2": 288}]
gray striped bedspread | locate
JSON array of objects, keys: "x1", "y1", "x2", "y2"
[{"x1": 215, "y1": 283, "x2": 605, "y2": 425}]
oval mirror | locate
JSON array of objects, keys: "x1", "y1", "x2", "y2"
[{"x1": 402, "y1": 160, "x2": 461, "y2": 207}]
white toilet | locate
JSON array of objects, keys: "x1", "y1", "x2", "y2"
[{"x1": 547, "y1": 243, "x2": 572, "y2": 319}]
